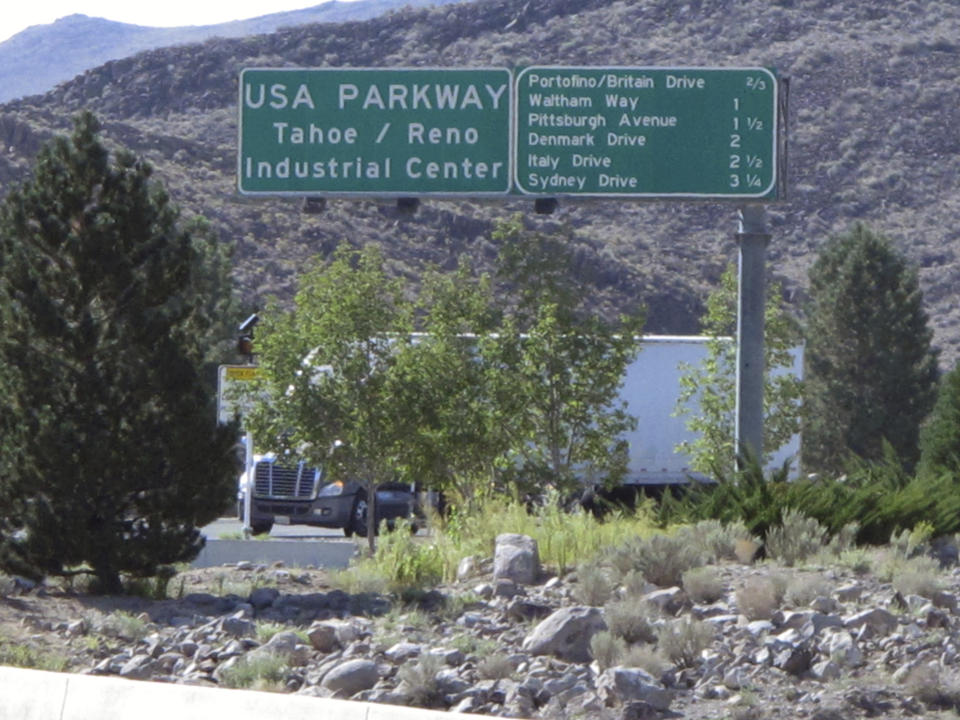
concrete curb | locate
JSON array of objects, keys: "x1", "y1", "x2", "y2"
[{"x1": 0, "y1": 666, "x2": 503, "y2": 720}]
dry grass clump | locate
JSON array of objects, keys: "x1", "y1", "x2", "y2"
[
  {"x1": 735, "y1": 576, "x2": 782, "y2": 621},
  {"x1": 682, "y1": 565, "x2": 726, "y2": 604}
]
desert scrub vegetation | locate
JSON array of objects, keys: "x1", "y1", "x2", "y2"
[
  {"x1": 396, "y1": 653, "x2": 445, "y2": 706},
  {"x1": 784, "y1": 573, "x2": 834, "y2": 608},
  {"x1": 218, "y1": 653, "x2": 290, "y2": 691},
  {"x1": 602, "y1": 531, "x2": 705, "y2": 587},
  {"x1": 0, "y1": 636, "x2": 68, "y2": 672},
  {"x1": 656, "y1": 616, "x2": 715, "y2": 668},
  {"x1": 682, "y1": 565, "x2": 727, "y2": 604},
  {"x1": 96, "y1": 611, "x2": 151, "y2": 642},
  {"x1": 571, "y1": 563, "x2": 617, "y2": 606},
  {"x1": 891, "y1": 555, "x2": 945, "y2": 599},
  {"x1": 603, "y1": 596, "x2": 658, "y2": 644},
  {"x1": 331, "y1": 494, "x2": 660, "y2": 595},
  {"x1": 735, "y1": 576, "x2": 784, "y2": 621},
  {"x1": 764, "y1": 509, "x2": 829, "y2": 566}
]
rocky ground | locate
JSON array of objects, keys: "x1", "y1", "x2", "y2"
[{"x1": 2, "y1": 534, "x2": 960, "y2": 720}]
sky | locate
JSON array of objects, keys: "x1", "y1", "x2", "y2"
[{"x1": 0, "y1": 1, "x2": 331, "y2": 43}]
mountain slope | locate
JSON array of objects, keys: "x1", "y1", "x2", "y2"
[
  {"x1": 0, "y1": 0, "x2": 461, "y2": 103},
  {"x1": 1, "y1": 0, "x2": 959, "y2": 363}
]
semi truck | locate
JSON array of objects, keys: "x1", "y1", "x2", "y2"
[{"x1": 235, "y1": 335, "x2": 802, "y2": 533}]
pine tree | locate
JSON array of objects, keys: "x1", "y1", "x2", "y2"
[
  {"x1": 802, "y1": 223, "x2": 938, "y2": 475},
  {"x1": 0, "y1": 113, "x2": 238, "y2": 592},
  {"x1": 918, "y1": 362, "x2": 960, "y2": 478}
]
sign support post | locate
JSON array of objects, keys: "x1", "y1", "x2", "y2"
[{"x1": 735, "y1": 204, "x2": 770, "y2": 467}]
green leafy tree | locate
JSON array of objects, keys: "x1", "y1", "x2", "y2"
[
  {"x1": 803, "y1": 223, "x2": 938, "y2": 474},
  {"x1": 249, "y1": 245, "x2": 414, "y2": 552},
  {"x1": 675, "y1": 263, "x2": 803, "y2": 476},
  {"x1": 493, "y1": 216, "x2": 645, "y2": 497},
  {"x1": 0, "y1": 113, "x2": 239, "y2": 593},
  {"x1": 389, "y1": 261, "x2": 524, "y2": 510}
]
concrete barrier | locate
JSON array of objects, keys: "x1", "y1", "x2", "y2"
[{"x1": 0, "y1": 666, "x2": 504, "y2": 720}]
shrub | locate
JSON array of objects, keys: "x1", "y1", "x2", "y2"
[
  {"x1": 656, "y1": 616, "x2": 714, "y2": 667},
  {"x1": 98, "y1": 611, "x2": 150, "y2": 642},
  {"x1": 0, "y1": 637, "x2": 68, "y2": 672},
  {"x1": 682, "y1": 566, "x2": 726, "y2": 604},
  {"x1": 764, "y1": 509, "x2": 828, "y2": 566},
  {"x1": 218, "y1": 654, "x2": 289, "y2": 690},
  {"x1": 784, "y1": 574, "x2": 834, "y2": 608},
  {"x1": 590, "y1": 630, "x2": 627, "y2": 670},
  {"x1": 572, "y1": 563, "x2": 617, "y2": 606},
  {"x1": 603, "y1": 596, "x2": 658, "y2": 644},
  {"x1": 397, "y1": 653, "x2": 444, "y2": 706},
  {"x1": 683, "y1": 520, "x2": 760, "y2": 563},
  {"x1": 477, "y1": 652, "x2": 516, "y2": 681},
  {"x1": 604, "y1": 532, "x2": 704, "y2": 587},
  {"x1": 735, "y1": 576, "x2": 781, "y2": 620},
  {"x1": 892, "y1": 556, "x2": 944, "y2": 598}
]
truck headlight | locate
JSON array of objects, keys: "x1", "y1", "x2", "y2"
[{"x1": 317, "y1": 480, "x2": 345, "y2": 497}]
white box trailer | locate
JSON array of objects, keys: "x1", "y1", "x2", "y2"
[{"x1": 621, "y1": 336, "x2": 802, "y2": 485}]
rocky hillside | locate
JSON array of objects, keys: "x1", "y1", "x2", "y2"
[
  {"x1": 1, "y1": 0, "x2": 959, "y2": 362},
  {"x1": 0, "y1": 1, "x2": 462, "y2": 103}
]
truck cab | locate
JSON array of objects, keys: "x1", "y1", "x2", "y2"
[{"x1": 238, "y1": 454, "x2": 419, "y2": 536}]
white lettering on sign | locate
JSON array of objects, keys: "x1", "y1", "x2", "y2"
[
  {"x1": 405, "y1": 157, "x2": 504, "y2": 180},
  {"x1": 272, "y1": 122, "x2": 358, "y2": 144},
  {"x1": 243, "y1": 83, "x2": 316, "y2": 109},
  {"x1": 337, "y1": 83, "x2": 508, "y2": 111},
  {"x1": 665, "y1": 74, "x2": 706, "y2": 90},
  {"x1": 526, "y1": 173, "x2": 587, "y2": 191},
  {"x1": 407, "y1": 123, "x2": 479, "y2": 145}
]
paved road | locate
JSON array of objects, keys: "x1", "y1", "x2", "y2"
[{"x1": 202, "y1": 517, "x2": 347, "y2": 540}]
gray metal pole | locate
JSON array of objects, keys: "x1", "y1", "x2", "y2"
[{"x1": 735, "y1": 205, "x2": 771, "y2": 467}]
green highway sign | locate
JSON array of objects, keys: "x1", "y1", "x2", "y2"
[
  {"x1": 238, "y1": 68, "x2": 513, "y2": 196},
  {"x1": 514, "y1": 66, "x2": 778, "y2": 198}
]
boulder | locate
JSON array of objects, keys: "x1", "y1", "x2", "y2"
[
  {"x1": 522, "y1": 606, "x2": 607, "y2": 662},
  {"x1": 494, "y1": 533, "x2": 540, "y2": 585}
]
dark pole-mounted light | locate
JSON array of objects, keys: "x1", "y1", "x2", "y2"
[{"x1": 237, "y1": 313, "x2": 260, "y2": 363}]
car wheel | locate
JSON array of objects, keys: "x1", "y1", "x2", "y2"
[{"x1": 349, "y1": 493, "x2": 369, "y2": 537}]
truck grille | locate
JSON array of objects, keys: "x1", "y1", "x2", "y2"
[{"x1": 254, "y1": 462, "x2": 316, "y2": 499}]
